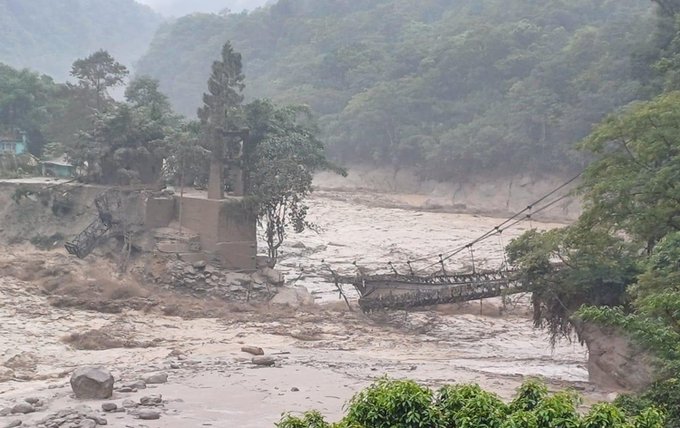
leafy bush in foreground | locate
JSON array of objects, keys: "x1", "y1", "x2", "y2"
[{"x1": 276, "y1": 378, "x2": 665, "y2": 428}]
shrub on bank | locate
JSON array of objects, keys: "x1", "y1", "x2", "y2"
[{"x1": 276, "y1": 378, "x2": 665, "y2": 428}]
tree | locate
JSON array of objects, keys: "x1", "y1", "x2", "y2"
[
  {"x1": 577, "y1": 92, "x2": 680, "y2": 253},
  {"x1": 245, "y1": 100, "x2": 345, "y2": 265},
  {"x1": 68, "y1": 103, "x2": 165, "y2": 184},
  {"x1": 0, "y1": 64, "x2": 60, "y2": 155},
  {"x1": 70, "y1": 50, "x2": 129, "y2": 110},
  {"x1": 506, "y1": 225, "x2": 639, "y2": 344},
  {"x1": 125, "y1": 76, "x2": 173, "y2": 123},
  {"x1": 507, "y1": 91, "x2": 680, "y2": 426},
  {"x1": 198, "y1": 41, "x2": 245, "y2": 199}
]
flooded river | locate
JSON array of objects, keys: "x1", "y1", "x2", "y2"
[
  {"x1": 0, "y1": 188, "x2": 610, "y2": 428},
  {"x1": 274, "y1": 189, "x2": 565, "y2": 301}
]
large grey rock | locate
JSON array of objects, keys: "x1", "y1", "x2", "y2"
[
  {"x1": 241, "y1": 346, "x2": 264, "y2": 356},
  {"x1": 4, "y1": 420, "x2": 22, "y2": 428},
  {"x1": 136, "y1": 409, "x2": 161, "y2": 420},
  {"x1": 251, "y1": 356, "x2": 277, "y2": 367},
  {"x1": 142, "y1": 372, "x2": 168, "y2": 384},
  {"x1": 101, "y1": 402, "x2": 117, "y2": 412},
  {"x1": 270, "y1": 286, "x2": 315, "y2": 307},
  {"x1": 70, "y1": 367, "x2": 114, "y2": 399},
  {"x1": 11, "y1": 403, "x2": 33, "y2": 414},
  {"x1": 261, "y1": 267, "x2": 284, "y2": 285},
  {"x1": 139, "y1": 394, "x2": 162, "y2": 406},
  {"x1": 79, "y1": 419, "x2": 96, "y2": 428}
]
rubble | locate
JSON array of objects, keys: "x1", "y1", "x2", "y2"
[
  {"x1": 36, "y1": 407, "x2": 107, "y2": 428},
  {"x1": 148, "y1": 259, "x2": 281, "y2": 302}
]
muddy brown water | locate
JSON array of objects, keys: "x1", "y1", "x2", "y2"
[
  {"x1": 0, "y1": 190, "x2": 611, "y2": 427},
  {"x1": 273, "y1": 189, "x2": 566, "y2": 301}
]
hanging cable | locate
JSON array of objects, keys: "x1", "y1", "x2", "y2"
[
  {"x1": 497, "y1": 230, "x2": 508, "y2": 271},
  {"x1": 468, "y1": 245, "x2": 476, "y2": 274},
  {"x1": 414, "y1": 192, "x2": 571, "y2": 274}
]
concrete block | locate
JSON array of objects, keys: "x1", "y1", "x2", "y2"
[{"x1": 215, "y1": 241, "x2": 257, "y2": 271}]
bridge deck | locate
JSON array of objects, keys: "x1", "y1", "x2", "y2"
[{"x1": 338, "y1": 270, "x2": 526, "y2": 311}]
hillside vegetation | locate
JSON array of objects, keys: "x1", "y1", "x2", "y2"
[
  {"x1": 137, "y1": 0, "x2": 657, "y2": 179},
  {"x1": 0, "y1": 0, "x2": 162, "y2": 81}
]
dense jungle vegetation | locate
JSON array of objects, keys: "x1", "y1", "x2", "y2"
[
  {"x1": 503, "y1": 2, "x2": 680, "y2": 426},
  {"x1": 138, "y1": 0, "x2": 658, "y2": 179},
  {"x1": 0, "y1": 0, "x2": 161, "y2": 81}
]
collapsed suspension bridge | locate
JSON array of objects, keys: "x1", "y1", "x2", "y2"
[{"x1": 331, "y1": 173, "x2": 581, "y2": 311}]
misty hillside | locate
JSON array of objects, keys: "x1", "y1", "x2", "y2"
[
  {"x1": 0, "y1": 0, "x2": 162, "y2": 81},
  {"x1": 137, "y1": 0, "x2": 657, "y2": 178},
  {"x1": 138, "y1": 0, "x2": 271, "y2": 16}
]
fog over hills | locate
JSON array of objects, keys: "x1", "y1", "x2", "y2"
[
  {"x1": 0, "y1": 0, "x2": 162, "y2": 81},
  {"x1": 136, "y1": 0, "x2": 270, "y2": 16}
]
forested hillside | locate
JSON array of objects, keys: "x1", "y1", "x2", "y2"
[
  {"x1": 0, "y1": 0, "x2": 162, "y2": 81},
  {"x1": 137, "y1": 0, "x2": 657, "y2": 178}
]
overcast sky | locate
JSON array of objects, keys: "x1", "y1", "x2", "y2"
[{"x1": 136, "y1": 0, "x2": 269, "y2": 17}]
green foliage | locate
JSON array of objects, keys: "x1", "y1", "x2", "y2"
[
  {"x1": 506, "y1": 225, "x2": 638, "y2": 344},
  {"x1": 0, "y1": 63, "x2": 62, "y2": 155},
  {"x1": 68, "y1": 102, "x2": 166, "y2": 185},
  {"x1": 578, "y1": 92, "x2": 680, "y2": 251},
  {"x1": 71, "y1": 50, "x2": 129, "y2": 111},
  {"x1": 125, "y1": 76, "x2": 174, "y2": 123},
  {"x1": 198, "y1": 41, "x2": 245, "y2": 147},
  {"x1": 244, "y1": 99, "x2": 345, "y2": 264},
  {"x1": 510, "y1": 379, "x2": 549, "y2": 412},
  {"x1": 278, "y1": 378, "x2": 662, "y2": 428},
  {"x1": 501, "y1": 411, "x2": 539, "y2": 428},
  {"x1": 343, "y1": 378, "x2": 439, "y2": 428},
  {"x1": 137, "y1": 0, "x2": 655, "y2": 177},
  {"x1": 276, "y1": 411, "x2": 331, "y2": 428},
  {"x1": 436, "y1": 383, "x2": 508, "y2": 427},
  {"x1": 582, "y1": 403, "x2": 628, "y2": 428},
  {"x1": 162, "y1": 121, "x2": 209, "y2": 188},
  {"x1": 616, "y1": 380, "x2": 676, "y2": 428},
  {"x1": 532, "y1": 391, "x2": 581, "y2": 428},
  {"x1": 576, "y1": 306, "x2": 680, "y2": 365}
]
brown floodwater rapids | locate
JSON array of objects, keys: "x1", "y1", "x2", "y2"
[
  {"x1": 274, "y1": 189, "x2": 566, "y2": 301},
  {"x1": 0, "y1": 189, "x2": 616, "y2": 428}
]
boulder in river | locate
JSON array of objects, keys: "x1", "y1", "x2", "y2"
[
  {"x1": 270, "y1": 286, "x2": 314, "y2": 307},
  {"x1": 252, "y1": 356, "x2": 277, "y2": 367},
  {"x1": 241, "y1": 346, "x2": 264, "y2": 356},
  {"x1": 142, "y1": 372, "x2": 168, "y2": 384},
  {"x1": 136, "y1": 409, "x2": 161, "y2": 420},
  {"x1": 11, "y1": 403, "x2": 33, "y2": 414},
  {"x1": 70, "y1": 367, "x2": 114, "y2": 399}
]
